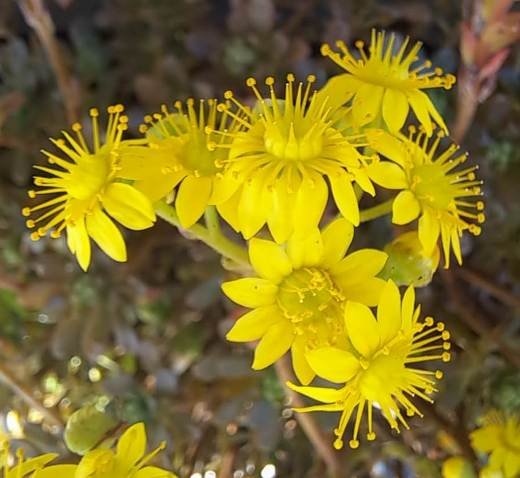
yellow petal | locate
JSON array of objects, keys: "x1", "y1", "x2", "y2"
[
  {"x1": 134, "y1": 466, "x2": 175, "y2": 478},
  {"x1": 377, "y1": 280, "x2": 401, "y2": 344},
  {"x1": 238, "y1": 174, "x2": 269, "y2": 239},
  {"x1": 267, "y1": 180, "x2": 297, "y2": 243},
  {"x1": 353, "y1": 84, "x2": 384, "y2": 126},
  {"x1": 286, "y1": 382, "x2": 345, "y2": 403},
  {"x1": 286, "y1": 228, "x2": 323, "y2": 269},
  {"x1": 217, "y1": 188, "x2": 241, "y2": 232},
  {"x1": 329, "y1": 171, "x2": 359, "y2": 226},
  {"x1": 365, "y1": 129, "x2": 407, "y2": 167},
  {"x1": 440, "y1": 223, "x2": 452, "y2": 269},
  {"x1": 252, "y1": 320, "x2": 293, "y2": 369},
  {"x1": 392, "y1": 190, "x2": 421, "y2": 225},
  {"x1": 418, "y1": 208, "x2": 440, "y2": 254},
  {"x1": 293, "y1": 173, "x2": 327, "y2": 233},
  {"x1": 306, "y1": 347, "x2": 360, "y2": 383},
  {"x1": 103, "y1": 183, "x2": 155, "y2": 230},
  {"x1": 291, "y1": 337, "x2": 315, "y2": 385},
  {"x1": 316, "y1": 74, "x2": 361, "y2": 111},
  {"x1": 426, "y1": 96, "x2": 448, "y2": 134},
  {"x1": 134, "y1": 170, "x2": 186, "y2": 203},
  {"x1": 340, "y1": 277, "x2": 386, "y2": 307},
  {"x1": 209, "y1": 172, "x2": 240, "y2": 204},
  {"x1": 344, "y1": 301, "x2": 380, "y2": 357},
  {"x1": 176, "y1": 175, "x2": 212, "y2": 228},
  {"x1": 249, "y1": 238, "x2": 292, "y2": 283},
  {"x1": 352, "y1": 167, "x2": 375, "y2": 196},
  {"x1": 401, "y1": 285, "x2": 415, "y2": 331},
  {"x1": 67, "y1": 219, "x2": 91, "y2": 271},
  {"x1": 35, "y1": 465, "x2": 78, "y2": 478},
  {"x1": 331, "y1": 249, "x2": 388, "y2": 280},
  {"x1": 451, "y1": 227, "x2": 463, "y2": 265},
  {"x1": 471, "y1": 426, "x2": 500, "y2": 452},
  {"x1": 117, "y1": 423, "x2": 146, "y2": 467},
  {"x1": 407, "y1": 90, "x2": 433, "y2": 136},
  {"x1": 226, "y1": 305, "x2": 283, "y2": 342},
  {"x1": 367, "y1": 162, "x2": 408, "y2": 189},
  {"x1": 221, "y1": 278, "x2": 278, "y2": 308},
  {"x1": 321, "y1": 218, "x2": 354, "y2": 268},
  {"x1": 382, "y1": 88, "x2": 409, "y2": 132},
  {"x1": 86, "y1": 207, "x2": 127, "y2": 262}
]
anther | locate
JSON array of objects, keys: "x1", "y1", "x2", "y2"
[
  {"x1": 349, "y1": 439, "x2": 359, "y2": 449},
  {"x1": 246, "y1": 78, "x2": 257, "y2": 87},
  {"x1": 333, "y1": 438, "x2": 343, "y2": 450},
  {"x1": 367, "y1": 432, "x2": 376, "y2": 441},
  {"x1": 320, "y1": 44, "x2": 331, "y2": 55},
  {"x1": 265, "y1": 76, "x2": 275, "y2": 86},
  {"x1": 22, "y1": 207, "x2": 31, "y2": 217},
  {"x1": 286, "y1": 73, "x2": 295, "y2": 82},
  {"x1": 441, "y1": 331, "x2": 450, "y2": 340},
  {"x1": 72, "y1": 122, "x2": 82, "y2": 131},
  {"x1": 26, "y1": 219, "x2": 35, "y2": 228},
  {"x1": 442, "y1": 352, "x2": 451, "y2": 362},
  {"x1": 90, "y1": 107, "x2": 99, "y2": 117},
  {"x1": 224, "y1": 90, "x2": 234, "y2": 99},
  {"x1": 354, "y1": 40, "x2": 364, "y2": 49},
  {"x1": 435, "y1": 370, "x2": 443, "y2": 379},
  {"x1": 28, "y1": 190, "x2": 36, "y2": 199}
]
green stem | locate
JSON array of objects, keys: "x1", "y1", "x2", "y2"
[
  {"x1": 155, "y1": 201, "x2": 250, "y2": 267},
  {"x1": 204, "y1": 206, "x2": 221, "y2": 239},
  {"x1": 359, "y1": 198, "x2": 394, "y2": 223}
]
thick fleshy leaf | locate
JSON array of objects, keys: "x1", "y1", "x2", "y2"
[
  {"x1": 286, "y1": 382, "x2": 345, "y2": 403},
  {"x1": 286, "y1": 228, "x2": 323, "y2": 269},
  {"x1": 117, "y1": 423, "x2": 146, "y2": 467},
  {"x1": 226, "y1": 305, "x2": 283, "y2": 342},
  {"x1": 176, "y1": 175, "x2": 212, "y2": 228},
  {"x1": 252, "y1": 320, "x2": 293, "y2": 369},
  {"x1": 367, "y1": 162, "x2": 408, "y2": 189},
  {"x1": 103, "y1": 183, "x2": 155, "y2": 230},
  {"x1": 249, "y1": 238, "x2": 292, "y2": 283},
  {"x1": 344, "y1": 301, "x2": 380, "y2": 357},
  {"x1": 292, "y1": 338, "x2": 315, "y2": 385},
  {"x1": 418, "y1": 208, "x2": 440, "y2": 254},
  {"x1": 222, "y1": 278, "x2": 278, "y2": 308},
  {"x1": 67, "y1": 219, "x2": 91, "y2": 271},
  {"x1": 377, "y1": 280, "x2": 401, "y2": 344},
  {"x1": 329, "y1": 171, "x2": 359, "y2": 226},
  {"x1": 392, "y1": 190, "x2": 421, "y2": 225},
  {"x1": 382, "y1": 88, "x2": 409, "y2": 132},
  {"x1": 321, "y1": 218, "x2": 354, "y2": 268},
  {"x1": 353, "y1": 84, "x2": 384, "y2": 126},
  {"x1": 86, "y1": 207, "x2": 126, "y2": 262},
  {"x1": 293, "y1": 173, "x2": 327, "y2": 233},
  {"x1": 331, "y1": 249, "x2": 388, "y2": 280},
  {"x1": 306, "y1": 347, "x2": 360, "y2": 383}
]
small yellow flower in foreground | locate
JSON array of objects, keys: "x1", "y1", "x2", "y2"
[
  {"x1": 441, "y1": 457, "x2": 476, "y2": 478},
  {"x1": 128, "y1": 99, "x2": 244, "y2": 228},
  {"x1": 289, "y1": 280, "x2": 450, "y2": 449},
  {"x1": 471, "y1": 412, "x2": 520, "y2": 478},
  {"x1": 215, "y1": 75, "x2": 375, "y2": 242},
  {"x1": 222, "y1": 218, "x2": 387, "y2": 384},
  {"x1": 367, "y1": 128, "x2": 484, "y2": 267},
  {"x1": 23, "y1": 106, "x2": 156, "y2": 271},
  {"x1": 76, "y1": 422, "x2": 175, "y2": 478},
  {"x1": 0, "y1": 442, "x2": 74, "y2": 478},
  {"x1": 320, "y1": 30, "x2": 456, "y2": 134}
]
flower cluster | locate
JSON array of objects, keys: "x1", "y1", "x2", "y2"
[
  {"x1": 24, "y1": 30, "x2": 483, "y2": 451},
  {"x1": 0, "y1": 423, "x2": 175, "y2": 478}
]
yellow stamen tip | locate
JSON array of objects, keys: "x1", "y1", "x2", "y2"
[
  {"x1": 333, "y1": 438, "x2": 343, "y2": 450},
  {"x1": 349, "y1": 439, "x2": 359, "y2": 449}
]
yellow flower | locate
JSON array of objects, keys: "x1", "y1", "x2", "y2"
[
  {"x1": 76, "y1": 422, "x2": 175, "y2": 478},
  {"x1": 0, "y1": 442, "x2": 74, "y2": 478},
  {"x1": 289, "y1": 280, "x2": 450, "y2": 449},
  {"x1": 222, "y1": 218, "x2": 387, "y2": 384},
  {"x1": 125, "y1": 99, "x2": 244, "y2": 228},
  {"x1": 23, "y1": 106, "x2": 156, "y2": 271},
  {"x1": 442, "y1": 457, "x2": 476, "y2": 478},
  {"x1": 367, "y1": 128, "x2": 485, "y2": 267},
  {"x1": 214, "y1": 75, "x2": 375, "y2": 242},
  {"x1": 319, "y1": 30, "x2": 456, "y2": 135},
  {"x1": 471, "y1": 412, "x2": 520, "y2": 478}
]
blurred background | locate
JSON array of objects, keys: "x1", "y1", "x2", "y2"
[{"x1": 0, "y1": 1, "x2": 519, "y2": 477}]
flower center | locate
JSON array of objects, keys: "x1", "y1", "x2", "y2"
[
  {"x1": 263, "y1": 120, "x2": 324, "y2": 162},
  {"x1": 64, "y1": 151, "x2": 111, "y2": 201},
  {"x1": 277, "y1": 267, "x2": 344, "y2": 327},
  {"x1": 410, "y1": 162, "x2": 455, "y2": 210},
  {"x1": 358, "y1": 352, "x2": 406, "y2": 402},
  {"x1": 180, "y1": 130, "x2": 220, "y2": 176}
]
